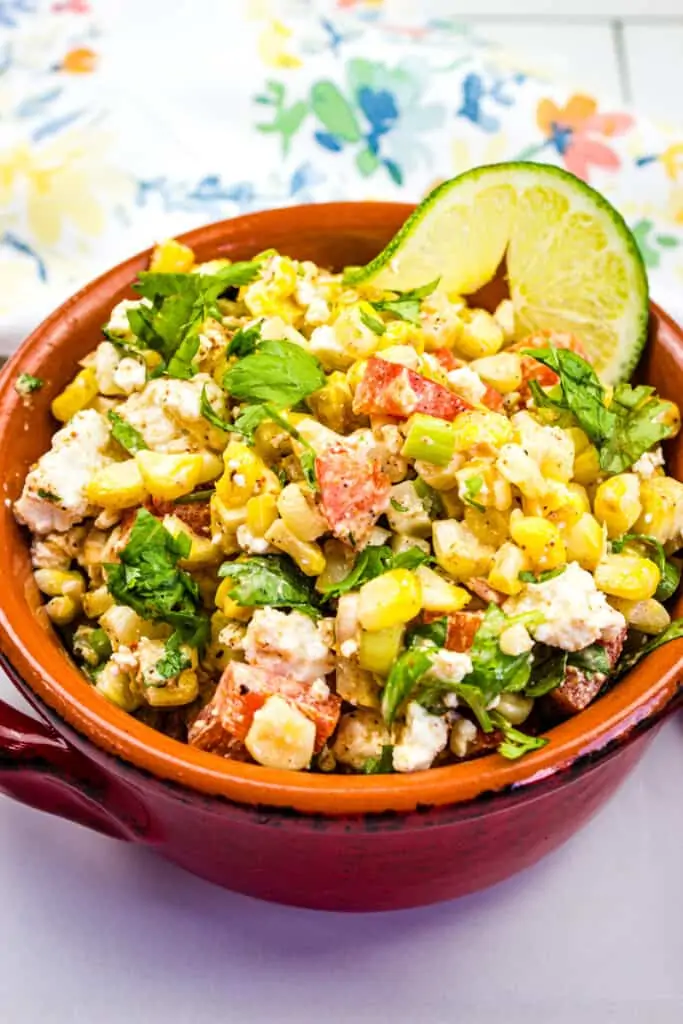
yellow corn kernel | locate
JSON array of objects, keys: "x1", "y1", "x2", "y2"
[
  {"x1": 45, "y1": 594, "x2": 79, "y2": 625},
  {"x1": 277, "y1": 483, "x2": 327, "y2": 541},
  {"x1": 135, "y1": 451, "x2": 204, "y2": 502},
  {"x1": 149, "y1": 238, "x2": 194, "y2": 273},
  {"x1": 453, "y1": 309, "x2": 504, "y2": 359},
  {"x1": 438, "y1": 487, "x2": 464, "y2": 518},
  {"x1": 51, "y1": 366, "x2": 99, "y2": 423},
  {"x1": 214, "y1": 578, "x2": 253, "y2": 621},
  {"x1": 493, "y1": 298, "x2": 516, "y2": 341},
  {"x1": 457, "y1": 462, "x2": 513, "y2": 512},
  {"x1": 449, "y1": 410, "x2": 514, "y2": 453},
  {"x1": 464, "y1": 506, "x2": 510, "y2": 548},
  {"x1": 210, "y1": 494, "x2": 246, "y2": 553},
  {"x1": 86, "y1": 459, "x2": 148, "y2": 510},
  {"x1": 573, "y1": 445, "x2": 602, "y2": 485},
  {"x1": 382, "y1": 319, "x2": 423, "y2": 352},
  {"x1": 196, "y1": 451, "x2": 224, "y2": 484},
  {"x1": 509, "y1": 511, "x2": 566, "y2": 570},
  {"x1": 216, "y1": 441, "x2": 268, "y2": 508},
  {"x1": 307, "y1": 372, "x2": 355, "y2": 433},
  {"x1": 594, "y1": 474, "x2": 642, "y2": 538},
  {"x1": 82, "y1": 585, "x2": 114, "y2": 619},
  {"x1": 246, "y1": 493, "x2": 279, "y2": 537},
  {"x1": 433, "y1": 519, "x2": 495, "y2": 581},
  {"x1": 358, "y1": 625, "x2": 405, "y2": 676},
  {"x1": 245, "y1": 694, "x2": 316, "y2": 770},
  {"x1": 357, "y1": 569, "x2": 422, "y2": 632},
  {"x1": 610, "y1": 597, "x2": 670, "y2": 635},
  {"x1": 265, "y1": 518, "x2": 326, "y2": 576},
  {"x1": 470, "y1": 352, "x2": 523, "y2": 394},
  {"x1": 496, "y1": 692, "x2": 534, "y2": 725},
  {"x1": 254, "y1": 419, "x2": 294, "y2": 460},
  {"x1": 565, "y1": 426, "x2": 591, "y2": 456},
  {"x1": 100, "y1": 604, "x2": 142, "y2": 646},
  {"x1": 488, "y1": 542, "x2": 530, "y2": 596},
  {"x1": 562, "y1": 512, "x2": 605, "y2": 571},
  {"x1": 546, "y1": 483, "x2": 591, "y2": 528},
  {"x1": 635, "y1": 477, "x2": 683, "y2": 546},
  {"x1": 346, "y1": 358, "x2": 368, "y2": 394},
  {"x1": 145, "y1": 668, "x2": 199, "y2": 707},
  {"x1": 594, "y1": 554, "x2": 660, "y2": 601},
  {"x1": 416, "y1": 565, "x2": 470, "y2": 613},
  {"x1": 95, "y1": 663, "x2": 141, "y2": 712},
  {"x1": 33, "y1": 568, "x2": 85, "y2": 599}
]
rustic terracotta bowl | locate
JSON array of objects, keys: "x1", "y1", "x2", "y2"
[{"x1": 0, "y1": 203, "x2": 682, "y2": 912}]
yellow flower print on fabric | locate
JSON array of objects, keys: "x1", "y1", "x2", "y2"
[{"x1": 258, "y1": 20, "x2": 302, "y2": 69}]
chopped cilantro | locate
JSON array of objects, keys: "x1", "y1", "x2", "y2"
[
  {"x1": 218, "y1": 555, "x2": 319, "y2": 616},
  {"x1": 15, "y1": 373, "x2": 44, "y2": 395},
  {"x1": 154, "y1": 633, "x2": 192, "y2": 682},
  {"x1": 199, "y1": 385, "x2": 232, "y2": 433},
  {"x1": 321, "y1": 544, "x2": 430, "y2": 601},
  {"x1": 363, "y1": 745, "x2": 394, "y2": 774},
  {"x1": 223, "y1": 339, "x2": 325, "y2": 407},
  {"x1": 359, "y1": 309, "x2": 386, "y2": 336},
  {"x1": 107, "y1": 410, "x2": 148, "y2": 454},
  {"x1": 37, "y1": 488, "x2": 60, "y2": 503},
  {"x1": 370, "y1": 279, "x2": 439, "y2": 326},
  {"x1": 490, "y1": 711, "x2": 548, "y2": 760},
  {"x1": 462, "y1": 474, "x2": 485, "y2": 511},
  {"x1": 519, "y1": 567, "x2": 566, "y2": 584}
]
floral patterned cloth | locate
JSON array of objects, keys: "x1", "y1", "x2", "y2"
[{"x1": 2, "y1": 0, "x2": 683, "y2": 352}]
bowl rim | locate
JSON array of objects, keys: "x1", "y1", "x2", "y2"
[{"x1": 0, "y1": 201, "x2": 682, "y2": 817}]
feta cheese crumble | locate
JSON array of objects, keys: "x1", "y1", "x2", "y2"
[
  {"x1": 393, "y1": 702, "x2": 449, "y2": 773},
  {"x1": 243, "y1": 608, "x2": 334, "y2": 683}
]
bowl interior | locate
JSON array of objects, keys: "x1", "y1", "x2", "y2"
[{"x1": 0, "y1": 201, "x2": 682, "y2": 816}]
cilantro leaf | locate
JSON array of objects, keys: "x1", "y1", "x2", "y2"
[
  {"x1": 232, "y1": 400, "x2": 305, "y2": 447},
  {"x1": 359, "y1": 309, "x2": 386, "y2": 336},
  {"x1": 390, "y1": 498, "x2": 408, "y2": 512},
  {"x1": 616, "y1": 618, "x2": 683, "y2": 676},
  {"x1": 370, "y1": 279, "x2": 440, "y2": 326},
  {"x1": 227, "y1": 320, "x2": 263, "y2": 357},
  {"x1": 462, "y1": 474, "x2": 485, "y2": 511},
  {"x1": 405, "y1": 616, "x2": 448, "y2": 649},
  {"x1": 464, "y1": 605, "x2": 535, "y2": 703},
  {"x1": 107, "y1": 410, "x2": 148, "y2": 454},
  {"x1": 363, "y1": 745, "x2": 394, "y2": 774},
  {"x1": 199, "y1": 385, "x2": 232, "y2": 433},
  {"x1": 15, "y1": 373, "x2": 44, "y2": 395},
  {"x1": 525, "y1": 347, "x2": 678, "y2": 474},
  {"x1": 223, "y1": 339, "x2": 325, "y2": 407},
  {"x1": 37, "y1": 488, "x2": 61, "y2": 502},
  {"x1": 519, "y1": 567, "x2": 566, "y2": 584},
  {"x1": 174, "y1": 489, "x2": 214, "y2": 504},
  {"x1": 166, "y1": 332, "x2": 201, "y2": 379},
  {"x1": 611, "y1": 532, "x2": 680, "y2": 601},
  {"x1": 569, "y1": 642, "x2": 611, "y2": 678},
  {"x1": 490, "y1": 711, "x2": 548, "y2": 760},
  {"x1": 524, "y1": 649, "x2": 568, "y2": 697},
  {"x1": 382, "y1": 647, "x2": 436, "y2": 723},
  {"x1": 600, "y1": 384, "x2": 678, "y2": 474},
  {"x1": 299, "y1": 449, "x2": 318, "y2": 491},
  {"x1": 320, "y1": 544, "x2": 430, "y2": 601},
  {"x1": 217, "y1": 555, "x2": 319, "y2": 614},
  {"x1": 524, "y1": 346, "x2": 614, "y2": 445},
  {"x1": 104, "y1": 509, "x2": 208, "y2": 647},
  {"x1": 154, "y1": 632, "x2": 192, "y2": 682}
]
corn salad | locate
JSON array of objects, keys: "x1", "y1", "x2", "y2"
[{"x1": 14, "y1": 241, "x2": 683, "y2": 775}]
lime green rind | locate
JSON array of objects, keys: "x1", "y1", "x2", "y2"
[{"x1": 345, "y1": 162, "x2": 649, "y2": 386}]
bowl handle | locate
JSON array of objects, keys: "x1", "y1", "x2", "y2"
[{"x1": 0, "y1": 697, "x2": 145, "y2": 840}]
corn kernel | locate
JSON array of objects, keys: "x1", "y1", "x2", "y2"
[
  {"x1": 493, "y1": 298, "x2": 516, "y2": 341},
  {"x1": 162, "y1": 515, "x2": 221, "y2": 568},
  {"x1": 416, "y1": 565, "x2": 470, "y2": 613},
  {"x1": 433, "y1": 519, "x2": 495, "y2": 581},
  {"x1": 496, "y1": 692, "x2": 534, "y2": 725},
  {"x1": 546, "y1": 483, "x2": 591, "y2": 528},
  {"x1": 358, "y1": 625, "x2": 405, "y2": 676},
  {"x1": 635, "y1": 477, "x2": 683, "y2": 546},
  {"x1": 45, "y1": 594, "x2": 79, "y2": 625},
  {"x1": 135, "y1": 451, "x2": 204, "y2": 501},
  {"x1": 33, "y1": 568, "x2": 85, "y2": 599},
  {"x1": 610, "y1": 597, "x2": 670, "y2": 635},
  {"x1": 594, "y1": 474, "x2": 642, "y2": 538},
  {"x1": 149, "y1": 238, "x2": 194, "y2": 273},
  {"x1": 488, "y1": 542, "x2": 530, "y2": 596},
  {"x1": 357, "y1": 569, "x2": 422, "y2": 631},
  {"x1": 245, "y1": 694, "x2": 316, "y2": 771},
  {"x1": 449, "y1": 410, "x2": 514, "y2": 453},
  {"x1": 210, "y1": 494, "x2": 246, "y2": 554},
  {"x1": 453, "y1": 309, "x2": 504, "y2": 359},
  {"x1": 565, "y1": 426, "x2": 591, "y2": 456},
  {"x1": 509, "y1": 511, "x2": 566, "y2": 570},
  {"x1": 415, "y1": 454, "x2": 464, "y2": 491},
  {"x1": 51, "y1": 367, "x2": 98, "y2": 422},
  {"x1": 145, "y1": 668, "x2": 199, "y2": 707},
  {"x1": 82, "y1": 585, "x2": 114, "y2": 619},
  {"x1": 217, "y1": 441, "x2": 270, "y2": 508},
  {"x1": 214, "y1": 578, "x2": 253, "y2": 621},
  {"x1": 316, "y1": 539, "x2": 355, "y2": 593},
  {"x1": 594, "y1": 554, "x2": 660, "y2": 601},
  {"x1": 86, "y1": 459, "x2": 148, "y2": 510},
  {"x1": 470, "y1": 352, "x2": 523, "y2": 394},
  {"x1": 307, "y1": 372, "x2": 355, "y2": 433},
  {"x1": 464, "y1": 506, "x2": 510, "y2": 547},
  {"x1": 277, "y1": 483, "x2": 327, "y2": 541},
  {"x1": 562, "y1": 512, "x2": 605, "y2": 571},
  {"x1": 265, "y1": 518, "x2": 326, "y2": 576},
  {"x1": 246, "y1": 494, "x2": 279, "y2": 537},
  {"x1": 100, "y1": 604, "x2": 142, "y2": 646},
  {"x1": 96, "y1": 663, "x2": 141, "y2": 712},
  {"x1": 346, "y1": 358, "x2": 368, "y2": 394},
  {"x1": 573, "y1": 445, "x2": 602, "y2": 485}
]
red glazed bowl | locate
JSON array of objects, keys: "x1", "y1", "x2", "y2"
[{"x1": 0, "y1": 203, "x2": 682, "y2": 912}]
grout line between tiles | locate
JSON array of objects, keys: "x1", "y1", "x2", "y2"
[{"x1": 611, "y1": 19, "x2": 633, "y2": 104}]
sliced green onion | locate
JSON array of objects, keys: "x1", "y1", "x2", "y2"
[{"x1": 401, "y1": 413, "x2": 457, "y2": 467}]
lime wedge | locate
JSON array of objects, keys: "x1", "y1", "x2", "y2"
[{"x1": 346, "y1": 163, "x2": 648, "y2": 384}]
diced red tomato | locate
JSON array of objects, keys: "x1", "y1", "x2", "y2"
[
  {"x1": 316, "y1": 441, "x2": 391, "y2": 547},
  {"x1": 188, "y1": 661, "x2": 341, "y2": 755},
  {"x1": 352, "y1": 357, "x2": 470, "y2": 421}
]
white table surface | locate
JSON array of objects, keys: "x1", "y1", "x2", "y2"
[{"x1": 2, "y1": 4, "x2": 683, "y2": 1022}]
